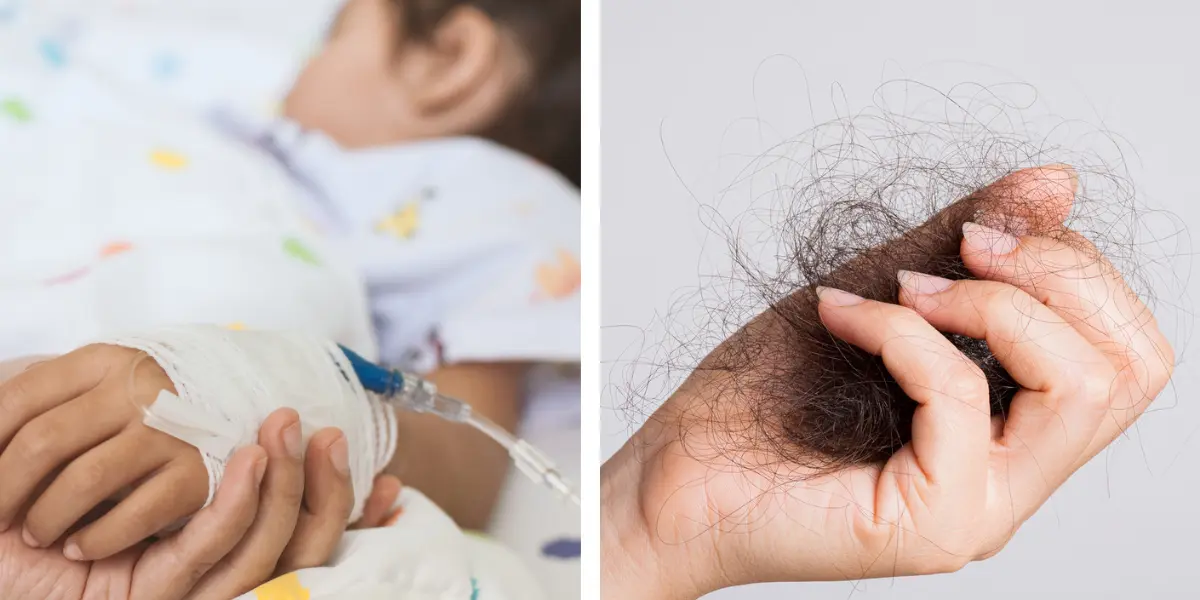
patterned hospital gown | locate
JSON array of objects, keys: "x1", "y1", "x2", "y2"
[{"x1": 0, "y1": 1, "x2": 580, "y2": 597}]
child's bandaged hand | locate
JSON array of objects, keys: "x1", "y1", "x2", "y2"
[{"x1": 0, "y1": 344, "x2": 210, "y2": 561}]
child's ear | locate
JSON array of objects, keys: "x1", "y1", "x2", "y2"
[{"x1": 401, "y1": 6, "x2": 522, "y2": 127}]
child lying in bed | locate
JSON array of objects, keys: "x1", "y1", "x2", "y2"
[{"x1": 0, "y1": 0, "x2": 578, "y2": 595}]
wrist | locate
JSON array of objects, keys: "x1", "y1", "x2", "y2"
[
  {"x1": 602, "y1": 397, "x2": 725, "y2": 600},
  {"x1": 602, "y1": 442, "x2": 691, "y2": 600}
]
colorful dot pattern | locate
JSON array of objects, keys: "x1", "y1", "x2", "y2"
[
  {"x1": 540, "y1": 537, "x2": 581, "y2": 559},
  {"x1": 43, "y1": 241, "x2": 136, "y2": 287},
  {"x1": 253, "y1": 572, "x2": 310, "y2": 600},
  {"x1": 375, "y1": 202, "x2": 421, "y2": 240},
  {"x1": 149, "y1": 149, "x2": 189, "y2": 170},
  {"x1": 282, "y1": 237, "x2": 321, "y2": 266},
  {"x1": 99, "y1": 241, "x2": 133, "y2": 257},
  {"x1": 39, "y1": 38, "x2": 66, "y2": 67},
  {"x1": 1, "y1": 97, "x2": 32, "y2": 123},
  {"x1": 534, "y1": 249, "x2": 581, "y2": 300}
]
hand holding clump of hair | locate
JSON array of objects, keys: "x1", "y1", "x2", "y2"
[{"x1": 602, "y1": 165, "x2": 1175, "y2": 597}]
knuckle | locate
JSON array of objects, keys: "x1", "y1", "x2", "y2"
[
  {"x1": 265, "y1": 469, "x2": 306, "y2": 509},
  {"x1": 187, "y1": 559, "x2": 220, "y2": 590},
  {"x1": 76, "y1": 343, "x2": 108, "y2": 357},
  {"x1": 1150, "y1": 337, "x2": 1176, "y2": 388},
  {"x1": 0, "y1": 378, "x2": 30, "y2": 416},
  {"x1": 887, "y1": 303, "x2": 924, "y2": 324},
  {"x1": 984, "y1": 283, "x2": 1031, "y2": 317},
  {"x1": 881, "y1": 305, "x2": 929, "y2": 337},
  {"x1": 72, "y1": 459, "x2": 110, "y2": 491},
  {"x1": 157, "y1": 547, "x2": 214, "y2": 592},
  {"x1": 12, "y1": 424, "x2": 55, "y2": 462},
  {"x1": 281, "y1": 483, "x2": 306, "y2": 508},
  {"x1": 939, "y1": 363, "x2": 989, "y2": 402},
  {"x1": 1077, "y1": 369, "x2": 1117, "y2": 410}
]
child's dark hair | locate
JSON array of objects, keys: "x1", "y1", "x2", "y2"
[{"x1": 392, "y1": 0, "x2": 580, "y2": 188}]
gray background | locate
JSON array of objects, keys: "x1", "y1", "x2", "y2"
[{"x1": 601, "y1": 0, "x2": 1200, "y2": 597}]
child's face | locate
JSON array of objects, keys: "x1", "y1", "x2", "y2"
[
  {"x1": 284, "y1": 0, "x2": 413, "y2": 148},
  {"x1": 284, "y1": 0, "x2": 526, "y2": 149}
]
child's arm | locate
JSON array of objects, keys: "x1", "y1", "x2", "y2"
[{"x1": 384, "y1": 361, "x2": 527, "y2": 530}]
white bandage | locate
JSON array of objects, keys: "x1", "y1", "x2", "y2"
[{"x1": 103, "y1": 325, "x2": 398, "y2": 524}]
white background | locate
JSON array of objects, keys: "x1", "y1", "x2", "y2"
[{"x1": 601, "y1": 0, "x2": 1200, "y2": 597}]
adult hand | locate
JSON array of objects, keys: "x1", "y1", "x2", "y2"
[
  {"x1": 601, "y1": 165, "x2": 1174, "y2": 598},
  {"x1": 0, "y1": 408, "x2": 401, "y2": 600}
]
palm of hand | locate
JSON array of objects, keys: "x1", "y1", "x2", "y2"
[
  {"x1": 643, "y1": 424, "x2": 1012, "y2": 593},
  {"x1": 0, "y1": 528, "x2": 88, "y2": 600}
]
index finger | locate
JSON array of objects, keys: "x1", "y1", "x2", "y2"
[
  {"x1": 184, "y1": 409, "x2": 306, "y2": 600},
  {"x1": 816, "y1": 286, "x2": 992, "y2": 488},
  {"x1": 130, "y1": 444, "x2": 267, "y2": 600}
]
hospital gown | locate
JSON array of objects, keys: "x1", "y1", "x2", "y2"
[{"x1": 0, "y1": 3, "x2": 580, "y2": 597}]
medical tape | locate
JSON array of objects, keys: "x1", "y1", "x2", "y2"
[{"x1": 142, "y1": 389, "x2": 242, "y2": 461}]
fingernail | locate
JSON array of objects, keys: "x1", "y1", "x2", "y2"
[
  {"x1": 815, "y1": 286, "x2": 865, "y2": 306},
  {"x1": 975, "y1": 212, "x2": 1030, "y2": 237},
  {"x1": 283, "y1": 422, "x2": 303, "y2": 459},
  {"x1": 63, "y1": 541, "x2": 83, "y2": 561},
  {"x1": 21, "y1": 527, "x2": 40, "y2": 548},
  {"x1": 1048, "y1": 162, "x2": 1079, "y2": 193},
  {"x1": 254, "y1": 456, "x2": 268, "y2": 485},
  {"x1": 330, "y1": 435, "x2": 349, "y2": 476},
  {"x1": 897, "y1": 270, "x2": 954, "y2": 295},
  {"x1": 962, "y1": 222, "x2": 1019, "y2": 255}
]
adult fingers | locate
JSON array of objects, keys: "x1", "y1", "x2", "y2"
[
  {"x1": 910, "y1": 164, "x2": 1077, "y2": 242},
  {"x1": 82, "y1": 544, "x2": 144, "y2": 600},
  {"x1": 817, "y1": 286, "x2": 992, "y2": 489},
  {"x1": 816, "y1": 165, "x2": 1077, "y2": 297},
  {"x1": 969, "y1": 164, "x2": 1077, "y2": 235},
  {"x1": 184, "y1": 409, "x2": 306, "y2": 600},
  {"x1": 898, "y1": 271, "x2": 1109, "y2": 396},
  {"x1": 275, "y1": 428, "x2": 355, "y2": 573},
  {"x1": 959, "y1": 223, "x2": 1174, "y2": 460},
  {"x1": 129, "y1": 444, "x2": 267, "y2": 600},
  {"x1": 898, "y1": 272, "x2": 1114, "y2": 515}
]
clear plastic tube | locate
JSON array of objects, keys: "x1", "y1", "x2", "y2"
[{"x1": 377, "y1": 367, "x2": 579, "y2": 507}]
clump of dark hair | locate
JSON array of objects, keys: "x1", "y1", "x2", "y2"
[
  {"x1": 393, "y1": 0, "x2": 580, "y2": 187},
  {"x1": 618, "y1": 82, "x2": 1187, "y2": 478}
]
